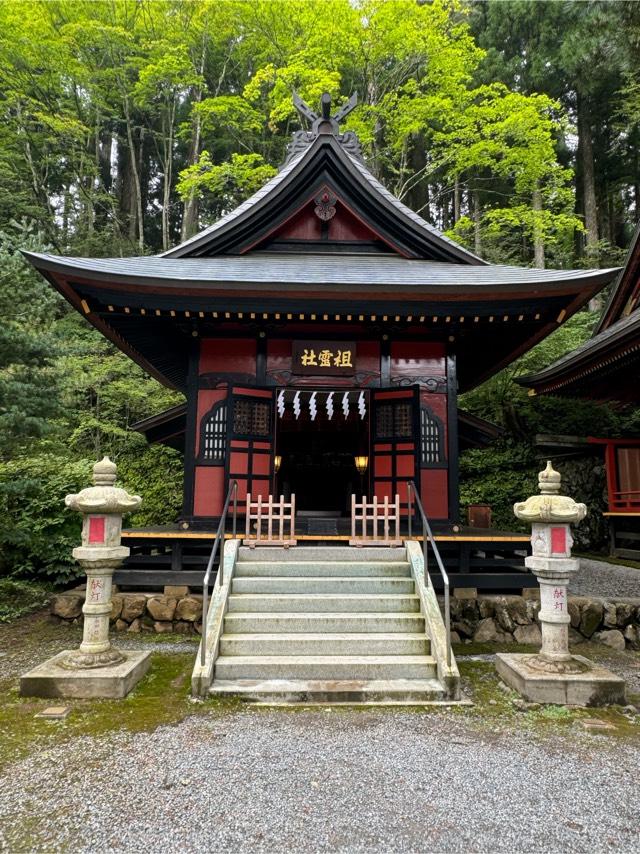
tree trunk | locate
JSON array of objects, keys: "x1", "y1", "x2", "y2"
[
  {"x1": 117, "y1": 137, "x2": 137, "y2": 243},
  {"x1": 473, "y1": 189, "x2": 482, "y2": 256},
  {"x1": 577, "y1": 93, "x2": 598, "y2": 259},
  {"x1": 453, "y1": 177, "x2": 460, "y2": 224},
  {"x1": 123, "y1": 95, "x2": 144, "y2": 251},
  {"x1": 181, "y1": 104, "x2": 202, "y2": 240},
  {"x1": 161, "y1": 114, "x2": 172, "y2": 252},
  {"x1": 532, "y1": 185, "x2": 545, "y2": 268}
]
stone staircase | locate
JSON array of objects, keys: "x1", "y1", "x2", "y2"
[{"x1": 206, "y1": 545, "x2": 457, "y2": 704}]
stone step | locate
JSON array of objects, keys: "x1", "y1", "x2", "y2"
[
  {"x1": 231, "y1": 576, "x2": 415, "y2": 595},
  {"x1": 219, "y1": 632, "x2": 430, "y2": 657},
  {"x1": 235, "y1": 561, "x2": 411, "y2": 578},
  {"x1": 237, "y1": 546, "x2": 407, "y2": 563},
  {"x1": 209, "y1": 678, "x2": 447, "y2": 705},
  {"x1": 214, "y1": 654, "x2": 438, "y2": 681},
  {"x1": 223, "y1": 612, "x2": 427, "y2": 634},
  {"x1": 226, "y1": 593, "x2": 421, "y2": 613}
]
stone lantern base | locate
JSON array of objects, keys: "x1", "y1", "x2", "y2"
[
  {"x1": 20, "y1": 649, "x2": 151, "y2": 700},
  {"x1": 496, "y1": 653, "x2": 626, "y2": 707}
]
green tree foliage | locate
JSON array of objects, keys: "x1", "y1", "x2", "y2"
[
  {"x1": 0, "y1": 222, "x2": 61, "y2": 459},
  {"x1": 2, "y1": 0, "x2": 635, "y2": 263},
  {"x1": 470, "y1": 0, "x2": 640, "y2": 266}
]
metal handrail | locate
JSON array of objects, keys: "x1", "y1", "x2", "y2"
[
  {"x1": 407, "y1": 481, "x2": 451, "y2": 668},
  {"x1": 200, "y1": 480, "x2": 238, "y2": 667}
]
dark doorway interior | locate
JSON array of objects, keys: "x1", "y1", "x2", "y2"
[{"x1": 275, "y1": 396, "x2": 369, "y2": 515}]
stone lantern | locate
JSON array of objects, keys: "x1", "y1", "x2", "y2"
[
  {"x1": 495, "y1": 461, "x2": 626, "y2": 706},
  {"x1": 20, "y1": 457, "x2": 151, "y2": 699}
]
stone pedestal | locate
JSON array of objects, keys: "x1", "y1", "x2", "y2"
[
  {"x1": 496, "y1": 462, "x2": 626, "y2": 707},
  {"x1": 20, "y1": 650, "x2": 151, "y2": 699},
  {"x1": 20, "y1": 457, "x2": 151, "y2": 699}
]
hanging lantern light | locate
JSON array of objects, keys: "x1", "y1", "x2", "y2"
[
  {"x1": 354, "y1": 455, "x2": 369, "y2": 476},
  {"x1": 274, "y1": 455, "x2": 282, "y2": 473}
]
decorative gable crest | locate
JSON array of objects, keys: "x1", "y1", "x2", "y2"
[{"x1": 283, "y1": 91, "x2": 363, "y2": 166}]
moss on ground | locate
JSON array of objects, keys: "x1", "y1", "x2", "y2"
[
  {"x1": 0, "y1": 612, "x2": 637, "y2": 771},
  {"x1": 0, "y1": 653, "x2": 232, "y2": 770},
  {"x1": 456, "y1": 656, "x2": 640, "y2": 740},
  {"x1": 0, "y1": 610, "x2": 240, "y2": 771}
]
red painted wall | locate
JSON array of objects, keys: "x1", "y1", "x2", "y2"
[
  {"x1": 199, "y1": 338, "x2": 256, "y2": 376},
  {"x1": 419, "y1": 386, "x2": 449, "y2": 520},
  {"x1": 267, "y1": 200, "x2": 382, "y2": 243},
  {"x1": 193, "y1": 387, "x2": 227, "y2": 516}
]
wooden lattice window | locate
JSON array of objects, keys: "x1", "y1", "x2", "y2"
[
  {"x1": 420, "y1": 406, "x2": 444, "y2": 467},
  {"x1": 233, "y1": 399, "x2": 271, "y2": 436},
  {"x1": 375, "y1": 401, "x2": 413, "y2": 439},
  {"x1": 200, "y1": 401, "x2": 227, "y2": 463}
]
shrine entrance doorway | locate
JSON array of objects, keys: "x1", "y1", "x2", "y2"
[{"x1": 274, "y1": 389, "x2": 370, "y2": 515}]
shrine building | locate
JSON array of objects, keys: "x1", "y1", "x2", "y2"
[
  {"x1": 24, "y1": 93, "x2": 618, "y2": 590},
  {"x1": 521, "y1": 222, "x2": 640, "y2": 559}
]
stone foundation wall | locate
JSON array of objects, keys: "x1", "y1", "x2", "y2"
[
  {"x1": 49, "y1": 588, "x2": 640, "y2": 649},
  {"x1": 50, "y1": 590, "x2": 203, "y2": 635},
  {"x1": 448, "y1": 593, "x2": 640, "y2": 650}
]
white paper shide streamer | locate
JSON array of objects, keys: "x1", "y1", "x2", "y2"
[
  {"x1": 358, "y1": 391, "x2": 366, "y2": 420},
  {"x1": 326, "y1": 391, "x2": 334, "y2": 420},
  {"x1": 293, "y1": 390, "x2": 301, "y2": 419},
  {"x1": 277, "y1": 389, "x2": 285, "y2": 418},
  {"x1": 309, "y1": 391, "x2": 317, "y2": 421},
  {"x1": 341, "y1": 391, "x2": 350, "y2": 419}
]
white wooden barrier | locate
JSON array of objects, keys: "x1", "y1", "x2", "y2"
[
  {"x1": 244, "y1": 493, "x2": 297, "y2": 547},
  {"x1": 350, "y1": 493, "x2": 402, "y2": 547}
]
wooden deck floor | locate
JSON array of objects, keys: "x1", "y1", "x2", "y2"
[{"x1": 122, "y1": 524, "x2": 530, "y2": 544}]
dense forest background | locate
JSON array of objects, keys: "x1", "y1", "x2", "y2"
[{"x1": 1, "y1": 0, "x2": 639, "y2": 583}]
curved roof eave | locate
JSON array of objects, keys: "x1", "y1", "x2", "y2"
[{"x1": 21, "y1": 250, "x2": 619, "y2": 294}]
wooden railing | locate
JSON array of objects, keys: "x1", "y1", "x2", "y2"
[
  {"x1": 350, "y1": 494, "x2": 402, "y2": 546},
  {"x1": 200, "y1": 480, "x2": 238, "y2": 667},
  {"x1": 407, "y1": 481, "x2": 451, "y2": 667},
  {"x1": 611, "y1": 489, "x2": 640, "y2": 512},
  {"x1": 244, "y1": 493, "x2": 297, "y2": 547}
]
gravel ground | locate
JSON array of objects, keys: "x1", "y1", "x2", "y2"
[
  {"x1": 569, "y1": 557, "x2": 640, "y2": 598},
  {"x1": 0, "y1": 707, "x2": 638, "y2": 853},
  {"x1": 0, "y1": 615, "x2": 198, "y2": 683}
]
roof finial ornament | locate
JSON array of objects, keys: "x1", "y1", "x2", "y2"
[{"x1": 285, "y1": 91, "x2": 363, "y2": 166}]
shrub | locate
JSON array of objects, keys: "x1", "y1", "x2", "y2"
[
  {"x1": 459, "y1": 442, "x2": 538, "y2": 531},
  {"x1": 0, "y1": 454, "x2": 91, "y2": 584}
]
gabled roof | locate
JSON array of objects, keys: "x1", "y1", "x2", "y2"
[
  {"x1": 21, "y1": 92, "x2": 620, "y2": 394},
  {"x1": 161, "y1": 133, "x2": 486, "y2": 264}
]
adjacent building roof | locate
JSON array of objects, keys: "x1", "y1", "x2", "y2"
[{"x1": 520, "y1": 224, "x2": 640, "y2": 403}]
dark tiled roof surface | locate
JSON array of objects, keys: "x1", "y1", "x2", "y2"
[{"x1": 23, "y1": 251, "x2": 618, "y2": 291}]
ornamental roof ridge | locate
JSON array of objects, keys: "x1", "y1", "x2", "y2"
[{"x1": 283, "y1": 92, "x2": 363, "y2": 166}]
